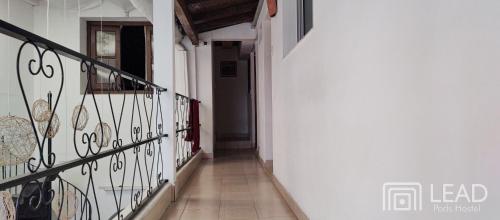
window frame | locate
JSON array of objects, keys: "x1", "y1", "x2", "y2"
[
  {"x1": 86, "y1": 21, "x2": 153, "y2": 94},
  {"x1": 297, "y1": 0, "x2": 313, "y2": 41}
]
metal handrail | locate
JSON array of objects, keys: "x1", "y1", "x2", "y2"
[
  {"x1": 0, "y1": 135, "x2": 167, "y2": 190},
  {"x1": 0, "y1": 19, "x2": 167, "y2": 91}
]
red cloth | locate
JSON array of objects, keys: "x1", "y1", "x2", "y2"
[{"x1": 186, "y1": 99, "x2": 200, "y2": 153}]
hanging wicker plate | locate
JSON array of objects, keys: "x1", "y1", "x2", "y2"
[
  {"x1": 0, "y1": 116, "x2": 37, "y2": 166},
  {"x1": 31, "y1": 99, "x2": 51, "y2": 122},
  {"x1": 71, "y1": 105, "x2": 89, "y2": 131},
  {"x1": 52, "y1": 191, "x2": 78, "y2": 220},
  {"x1": 37, "y1": 113, "x2": 60, "y2": 139},
  {"x1": 0, "y1": 191, "x2": 15, "y2": 220},
  {"x1": 95, "y1": 122, "x2": 112, "y2": 148}
]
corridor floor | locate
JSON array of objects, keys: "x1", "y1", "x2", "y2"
[{"x1": 162, "y1": 151, "x2": 297, "y2": 220}]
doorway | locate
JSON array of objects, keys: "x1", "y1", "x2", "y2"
[{"x1": 212, "y1": 41, "x2": 256, "y2": 156}]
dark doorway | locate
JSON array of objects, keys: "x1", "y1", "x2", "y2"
[{"x1": 212, "y1": 41, "x2": 255, "y2": 156}]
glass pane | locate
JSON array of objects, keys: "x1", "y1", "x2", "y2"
[
  {"x1": 96, "y1": 31, "x2": 116, "y2": 57},
  {"x1": 303, "y1": 0, "x2": 313, "y2": 35},
  {"x1": 96, "y1": 58, "x2": 116, "y2": 84},
  {"x1": 98, "y1": 58, "x2": 117, "y2": 68}
]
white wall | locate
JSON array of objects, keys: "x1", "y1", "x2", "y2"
[
  {"x1": 181, "y1": 37, "x2": 198, "y2": 98},
  {"x1": 271, "y1": 0, "x2": 500, "y2": 219},
  {"x1": 153, "y1": 0, "x2": 175, "y2": 196},
  {"x1": 194, "y1": 43, "x2": 214, "y2": 155},
  {"x1": 199, "y1": 22, "x2": 257, "y2": 41},
  {"x1": 188, "y1": 23, "x2": 256, "y2": 156},
  {"x1": 255, "y1": 4, "x2": 273, "y2": 161},
  {"x1": 0, "y1": 0, "x2": 35, "y2": 118},
  {"x1": 175, "y1": 43, "x2": 189, "y2": 96},
  {"x1": 281, "y1": 0, "x2": 297, "y2": 56}
]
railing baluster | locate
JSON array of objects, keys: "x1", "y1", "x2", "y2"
[{"x1": 175, "y1": 93, "x2": 201, "y2": 170}]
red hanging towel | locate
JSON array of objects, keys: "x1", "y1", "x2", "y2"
[
  {"x1": 186, "y1": 99, "x2": 200, "y2": 153},
  {"x1": 185, "y1": 100, "x2": 194, "y2": 142}
]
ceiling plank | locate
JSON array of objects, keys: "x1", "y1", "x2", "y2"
[
  {"x1": 192, "y1": 2, "x2": 258, "y2": 25},
  {"x1": 188, "y1": 0, "x2": 256, "y2": 14},
  {"x1": 175, "y1": 0, "x2": 199, "y2": 45},
  {"x1": 196, "y1": 12, "x2": 255, "y2": 33}
]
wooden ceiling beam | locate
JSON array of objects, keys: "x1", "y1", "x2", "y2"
[
  {"x1": 175, "y1": 0, "x2": 199, "y2": 45},
  {"x1": 187, "y1": 0, "x2": 256, "y2": 14},
  {"x1": 192, "y1": 2, "x2": 258, "y2": 25},
  {"x1": 196, "y1": 12, "x2": 255, "y2": 33}
]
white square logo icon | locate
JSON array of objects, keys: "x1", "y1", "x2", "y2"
[{"x1": 383, "y1": 182, "x2": 422, "y2": 211}]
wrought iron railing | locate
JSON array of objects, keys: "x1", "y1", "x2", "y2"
[
  {"x1": 175, "y1": 94, "x2": 200, "y2": 170},
  {"x1": 0, "y1": 20, "x2": 168, "y2": 220}
]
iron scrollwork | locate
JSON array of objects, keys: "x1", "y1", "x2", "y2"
[
  {"x1": 1, "y1": 19, "x2": 169, "y2": 220},
  {"x1": 175, "y1": 94, "x2": 194, "y2": 170},
  {"x1": 17, "y1": 40, "x2": 64, "y2": 173}
]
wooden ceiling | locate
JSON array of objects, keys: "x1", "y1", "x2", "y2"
[{"x1": 175, "y1": 0, "x2": 259, "y2": 45}]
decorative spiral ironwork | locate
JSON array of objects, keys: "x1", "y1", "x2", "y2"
[
  {"x1": 0, "y1": 19, "x2": 169, "y2": 220},
  {"x1": 175, "y1": 94, "x2": 194, "y2": 169},
  {"x1": 74, "y1": 61, "x2": 105, "y2": 158},
  {"x1": 17, "y1": 40, "x2": 64, "y2": 172}
]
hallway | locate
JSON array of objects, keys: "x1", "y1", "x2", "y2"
[{"x1": 162, "y1": 151, "x2": 297, "y2": 220}]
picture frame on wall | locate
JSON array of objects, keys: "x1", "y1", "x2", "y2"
[{"x1": 220, "y1": 61, "x2": 237, "y2": 77}]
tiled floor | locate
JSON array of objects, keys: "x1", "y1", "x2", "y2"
[{"x1": 162, "y1": 150, "x2": 297, "y2": 220}]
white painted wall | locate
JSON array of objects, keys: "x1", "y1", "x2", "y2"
[
  {"x1": 153, "y1": 0, "x2": 175, "y2": 193},
  {"x1": 281, "y1": 0, "x2": 297, "y2": 56},
  {"x1": 199, "y1": 22, "x2": 257, "y2": 42},
  {"x1": 175, "y1": 43, "x2": 189, "y2": 96},
  {"x1": 194, "y1": 43, "x2": 213, "y2": 155},
  {"x1": 188, "y1": 23, "x2": 256, "y2": 156},
  {"x1": 181, "y1": 37, "x2": 197, "y2": 98},
  {"x1": 271, "y1": 0, "x2": 500, "y2": 219},
  {"x1": 255, "y1": 3, "x2": 273, "y2": 161},
  {"x1": 0, "y1": 0, "x2": 35, "y2": 118}
]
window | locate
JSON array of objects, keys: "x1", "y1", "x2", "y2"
[
  {"x1": 283, "y1": 0, "x2": 313, "y2": 56},
  {"x1": 87, "y1": 21, "x2": 153, "y2": 92},
  {"x1": 297, "y1": 0, "x2": 313, "y2": 40}
]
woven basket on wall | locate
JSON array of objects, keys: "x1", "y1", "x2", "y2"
[{"x1": 0, "y1": 116, "x2": 36, "y2": 166}]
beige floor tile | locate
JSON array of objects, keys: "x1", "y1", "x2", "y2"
[
  {"x1": 222, "y1": 184, "x2": 251, "y2": 193},
  {"x1": 180, "y1": 208, "x2": 220, "y2": 220},
  {"x1": 186, "y1": 185, "x2": 222, "y2": 195},
  {"x1": 162, "y1": 208, "x2": 183, "y2": 220},
  {"x1": 221, "y1": 199, "x2": 255, "y2": 209},
  {"x1": 221, "y1": 207, "x2": 258, "y2": 220},
  {"x1": 170, "y1": 196, "x2": 189, "y2": 210},
  {"x1": 221, "y1": 191, "x2": 254, "y2": 201},
  {"x1": 255, "y1": 201, "x2": 295, "y2": 219},
  {"x1": 185, "y1": 197, "x2": 221, "y2": 210},
  {"x1": 255, "y1": 193, "x2": 282, "y2": 200},
  {"x1": 222, "y1": 176, "x2": 248, "y2": 185},
  {"x1": 260, "y1": 217, "x2": 298, "y2": 220},
  {"x1": 162, "y1": 150, "x2": 298, "y2": 220},
  {"x1": 248, "y1": 182, "x2": 276, "y2": 191}
]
